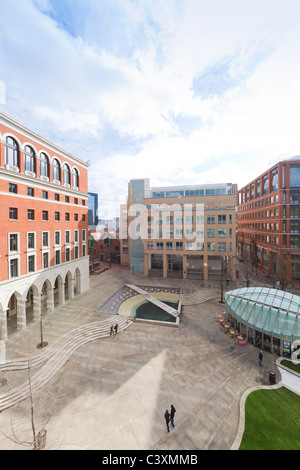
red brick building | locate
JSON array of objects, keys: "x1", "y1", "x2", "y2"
[
  {"x1": 0, "y1": 111, "x2": 90, "y2": 340},
  {"x1": 237, "y1": 157, "x2": 300, "y2": 285}
]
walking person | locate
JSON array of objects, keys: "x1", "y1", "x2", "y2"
[
  {"x1": 259, "y1": 350, "x2": 263, "y2": 367},
  {"x1": 114, "y1": 323, "x2": 118, "y2": 335},
  {"x1": 164, "y1": 409, "x2": 170, "y2": 433},
  {"x1": 110, "y1": 325, "x2": 114, "y2": 336},
  {"x1": 170, "y1": 405, "x2": 176, "y2": 428}
]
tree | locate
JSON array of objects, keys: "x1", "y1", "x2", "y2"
[{"x1": 37, "y1": 284, "x2": 49, "y2": 349}]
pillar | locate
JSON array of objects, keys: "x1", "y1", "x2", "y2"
[
  {"x1": 163, "y1": 253, "x2": 167, "y2": 279},
  {"x1": 144, "y1": 253, "x2": 149, "y2": 277},
  {"x1": 0, "y1": 310, "x2": 8, "y2": 341},
  {"x1": 17, "y1": 299, "x2": 26, "y2": 331},
  {"x1": 203, "y1": 254, "x2": 208, "y2": 281},
  {"x1": 183, "y1": 255, "x2": 187, "y2": 279}
]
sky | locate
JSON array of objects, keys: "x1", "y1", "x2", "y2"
[{"x1": 1, "y1": 0, "x2": 300, "y2": 218}]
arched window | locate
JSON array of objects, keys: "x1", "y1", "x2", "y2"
[
  {"x1": 52, "y1": 158, "x2": 60, "y2": 182},
  {"x1": 63, "y1": 163, "x2": 71, "y2": 185},
  {"x1": 5, "y1": 137, "x2": 19, "y2": 168},
  {"x1": 72, "y1": 168, "x2": 79, "y2": 188},
  {"x1": 40, "y1": 152, "x2": 49, "y2": 177},
  {"x1": 24, "y1": 146, "x2": 36, "y2": 173}
]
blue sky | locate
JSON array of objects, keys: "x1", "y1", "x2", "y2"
[{"x1": 1, "y1": 0, "x2": 300, "y2": 217}]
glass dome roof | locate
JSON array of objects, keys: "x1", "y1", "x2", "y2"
[{"x1": 225, "y1": 287, "x2": 300, "y2": 341}]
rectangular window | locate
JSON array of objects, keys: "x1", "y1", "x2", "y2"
[
  {"x1": 9, "y1": 183, "x2": 17, "y2": 193},
  {"x1": 166, "y1": 242, "x2": 173, "y2": 250},
  {"x1": 9, "y1": 234, "x2": 18, "y2": 252},
  {"x1": 55, "y1": 194, "x2": 60, "y2": 201},
  {"x1": 42, "y1": 191, "x2": 48, "y2": 199},
  {"x1": 42, "y1": 210, "x2": 48, "y2": 221},
  {"x1": 218, "y1": 215, "x2": 226, "y2": 224},
  {"x1": 207, "y1": 242, "x2": 215, "y2": 251},
  {"x1": 28, "y1": 255, "x2": 35, "y2": 272},
  {"x1": 75, "y1": 246, "x2": 79, "y2": 259},
  {"x1": 43, "y1": 252, "x2": 49, "y2": 269},
  {"x1": 55, "y1": 212, "x2": 60, "y2": 221},
  {"x1": 74, "y1": 213, "x2": 78, "y2": 222},
  {"x1": 218, "y1": 242, "x2": 226, "y2": 252},
  {"x1": 27, "y1": 187, "x2": 34, "y2": 197},
  {"x1": 218, "y1": 228, "x2": 227, "y2": 238},
  {"x1": 65, "y1": 212, "x2": 70, "y2": 221},
  {"x1": 74, "y1": 198, "x2": 78, "y2": 205},
  {"x1": 74, "y1": 230, "x2": 79, "y2": 243},
  {"x1": 65, "y1": 196, "x2": 70, "y2": 203},
  {"x1": 10, "y1": 258, "x2": 18, "y2": 278},
  {"x1": 82, "y1": 245, "x2": 86, "y2": 257},
  {"x1": 9, "y1": 207, "x2": 18, "y2": 220},
  {"x1": 27, "y1": 233, "x2": 35, "y2": 249},
  {"x1": 55, "y1": 231, "x2": 60, "y2": 245},
  {"x1": 42, "y1": 232, "x2": 49, "y2": 247},
  {"x1": 156, "y1": 242, "x2": 164, "y2": 250},
  {"x1": 82, "y1": 200, "x2": 86, "y2": 206},
  {"x1": 82, "y1": 230, "x2": 86, "y2": 241},
  {"x1": 55, "y1": 250, "x2": 61, "y2": 265},
  {"x1": 207, "y1": 228, "x2": 215, "y2": 238},
  {"x1": 66, "y1": 231, "x2": 70, "y2": 244},
  {"x1": 28, "y1": 209, "x2": 35, "y2": 221},
  {"x1": 176, "y1": 242, "x2": 183, "y2": 251},
  {"x1": 66, "y1": 248, "x2": 70, "y2": 262},
  {"x1": 82, "y1": 214, "x2": 86, "y2": 222},
  {"x1": 207, "y1": 216, "x2": 215, "y2": 224}
]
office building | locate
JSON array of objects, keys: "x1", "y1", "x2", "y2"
[
  {"x1": 0, "y1": 111, "x2": 90, "y2": 340},
  {"x1": 237, "y1": 157, "x2": 300, "y2": 285},
  {"x1": 120, "y1": 179, "x2": 237, "y2": 280}
]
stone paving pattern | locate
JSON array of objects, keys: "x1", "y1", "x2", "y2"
[{"x1": 0, "y1": 263, "x2": 289, "y2": 450}]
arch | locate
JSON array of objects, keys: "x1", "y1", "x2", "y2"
[
  {"x1": 5, "y1": 135, "x2": 20, "y2": 169},
  {"x1": 6, "y1": 291, "x2": 24, "y2": 338},
  {"x1": 25, "y1": 284, "x2": 39, "y2": 324},
  {"x1": 74, "y1": 268, "x2": 81, "y2": 295},
  {"x1": 64, "y1": 271, "x2": 73, "y2": 301},
  {"x1": 24, "y1": 145, "x2": 36, "y2": 173},
  {"x1": 54, "y1": 274, "x2": 64, "y2": 307},
  {"x1": 52, "y1": 158, "x2": 61, "y2": 182},
  {"x1": 41, "y1": 280, "x2": 53, "y2": 316}
]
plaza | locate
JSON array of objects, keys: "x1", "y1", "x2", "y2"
[{"x1": 1, "y1": 265, "x2": 297, "y2": 451}]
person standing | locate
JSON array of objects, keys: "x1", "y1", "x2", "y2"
[
  {"x1": 259, "y1": 350, "x2": 263, "y2": 366},
  {"x1": 164, "y1": 410, "x2": 170, "y2": 432},
  {"x1": 110, "y1": 325, "x2": 114, "y2": 336},
  {"x1": 114, "y1": 323, "x2": 118, "y2": 335},
  {"x1": 170, "y1": 405, "x2": 176, "y2": 427}
]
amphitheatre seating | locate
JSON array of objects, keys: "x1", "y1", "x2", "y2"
[{"x1": 0, "y1": 315, "x2": 132, "y2": 412}]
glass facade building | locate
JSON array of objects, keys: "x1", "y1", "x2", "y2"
[{"x1": 225, "y1": 287, "x2": 300, "y2": 357}]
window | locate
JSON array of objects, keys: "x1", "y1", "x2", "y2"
[
  {"x1": 65, "y1": 212, "x2": 70, "y2": 221},
  {"x1": 66, "y1": 248, "x2": 71, "y2": 262},
  {"x1": 74, "y1": 246, "x2": 79, "y2": 259},
  {"x1": 42, "y1": 210, "x2": 48, "y2": 221},
  {"x1": 82, "y1": 214, "x2": 86, "y2": 222},
  {"x1": 156, "y1": 242, "x2": 164, "y2": 250},
  {"x1": 9, "y1": 234, "x2": 18, "y2": 252},
  {"x1": 176, "y1": 242, "x2": 183, "y2": 251},
  {"x1": 52, "y1": 159, "x2": 60, "y2": 181},
  {"x1": 9, "y1": 183, "x2": 17, "y2": 193},
  {"x1": 207, "y1": 242, "x2": 215, "y2": 251},
  {"x1": 28, "y1": 255, "x2": 35, "y2": 273},
  {"x1": 74, "y1": 198, "x2": 78, "y2": 204},
  {"x1": 42, "y1": 191, "x2": 48, "y2": 199},
  {"x1": 65, "y1": 231, "x2": 70, "y2": 244},
  {"x1": 74, "y1": 213, "x2": 78, "y2": 222},
  {"x1": 218, "y1": 228, "x2": 227, "y2": 238},
  {"x1": 28, "y1": 209, "x2": 35, "y2": 221},
  {"x1": 27, "y1": 187, "x2": 34, "y2": 197},
  {"x1": 82, "y1": 245, "x2": 86, "y2": 257},
  {"x1": 207, "y1": 216, "x2": 215, "y2": 224},
  {"x1": 207, "y1": 228, "x2": 215, "y2": 238},
  {"x1": 55, "y1": 212, "x2": 60, "y2": 221},
  {"x1": 55, "y1": 250, "x2": 61, "y2": 265},
  {"x1": 147, "y1": 242, "x2": 154, "y2": 250},
  {"x1": 218, "y1": 215, "x2": 226, "y2": 224},
  {"x1": 74, "y1": 230, "x2": 79, "y2": 242},
  {"x1": 82, "y1": 200, "x2": 86, "y2": 206},
  {"x1": 42, "y1": 232, "x2": 49, "y2": 247},
  {"x1": 5, "y1": 137, "x2": 19, "y2": 168},
  {"x1": 55, "y1": 231, "x2": 60, "y2": 245},
  {"x1": 63, "y1": 164, "x2": 71, "y2": 185},
  {"x1": 55, "y1": 193, "x2": 60, "y2": 201},
  {"x1": 65, "y1": 196, "x2": 70, "y2": 203},
  {"x1": 40, "y1": 153, "x2": 49, "y2": 178},
  {"x1": 82, "y1": 230, "x2": 86, "y2": 241},
  {"x1": 43, "y1": 252, "x2": 49, "y2": 269},
  {"x1": 218, "y1": 242, "x2": 226, "y2": 252},
  {"x1": 166, "y1": 242, "x2": 173, "y2": 250},
  {"x1": 10, "y1": 259, "x2": 18, "y2": 278},
  {"x1": 290, "y1": 164, "x2": 300, "y2": 188},
  {"x1": 27, "y1": 233, "x2": 35, "y2": 249},
  {"x1": 72, "y1": 168, "x2": 79, "y2": 188},
  {"x1": 9, "y1": 208, "x2": 18, "y2": 220},
  {"x1": 24, "y1": 146, "x2": 36, "y2": 173}
]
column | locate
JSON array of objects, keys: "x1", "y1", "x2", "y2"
[
  {"x1": 163, "y1": 253, "x2": 168, "y2": 279},
  {"x1": 144, "y1": 253, "x2": 149, "y2": 277},
  {"x1": 0, "y1": 309, "x2": 8, "y2": 341},
  {"x1": 183, "y1": 254, "x2": 187, "y2": 279},
  {"x1": 17, "y1": 299, "x2": 26, "y2": 331},
  {"x1": 203, "y1": 254, "x2": 208, "y2": 281}
]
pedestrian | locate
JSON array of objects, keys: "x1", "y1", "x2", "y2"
[
  {"x1": 110, "y1": 325, "x2": 114, "y2": 336},
  {"x1": 164, "y1": 410, "x2": 170, "y2": 433},
  {"x1": 170, "y1": 405, "x2": 176, "y2": 427},
  {"x1": 226, "y1": 277, "x2": 229, "y2": 286},
  {"x1": 114, "y1": 323, "x2": 118, "y2": 335},
  {"x1": 259, "y1": 350, "x2": 263, "y2": 366}
]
